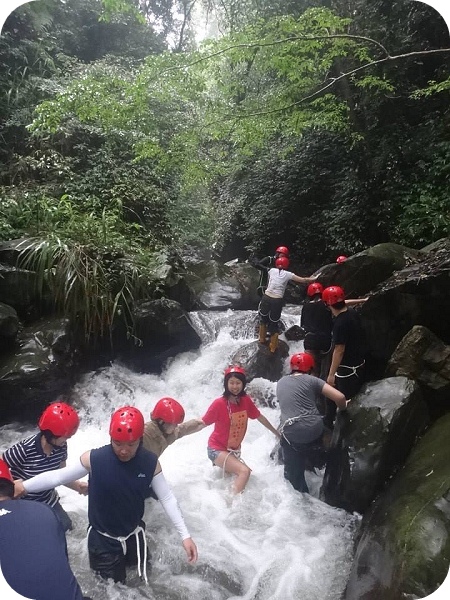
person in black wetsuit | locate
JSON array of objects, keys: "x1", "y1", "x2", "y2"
[
  {"x1": 0, "y1": 459, "x2": 91, "y2": 600},
  {"x1": 301, "y1": 282, "x2": 333, "y2": 379},
  {"x1": 322, "y1": 286, "x2": 367, "y2": 429}
]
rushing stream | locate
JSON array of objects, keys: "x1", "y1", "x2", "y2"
[{"x1": 0, "y1": 307, "x2": 359, "y2": 600}]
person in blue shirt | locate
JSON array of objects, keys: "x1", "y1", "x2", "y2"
[{"x1": 0, "y1": 458, "x2": 91, "y2": 600}]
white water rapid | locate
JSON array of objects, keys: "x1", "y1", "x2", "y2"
[{"x1": 0, "y1": 307, "x2": 359, "y2": 600}]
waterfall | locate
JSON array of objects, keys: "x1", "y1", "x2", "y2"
[{"x1": 0, "y1": 306, "x2": 359, "y2": 599}]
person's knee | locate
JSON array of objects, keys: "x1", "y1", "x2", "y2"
[
  {"x1": 89, "y1": 551, "x2": 126, "y2": 583},
  {"x1": 237, "y1": 463, "x2": 251, "y2": 480}
]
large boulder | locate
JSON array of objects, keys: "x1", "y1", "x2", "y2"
[
  {"x1": 320, "y1": 377, "x2": 429, "y2": 514},
  {"x1": 0, "y1": 263, "x2": 40, "y2": 321},
  {"x1": 360, "y1": 239, "x2": 450, "y2": 380},
  {"x1": 116, "y1": 299, "x2": 202, "y2": 373},
  {"x1": 317, "y1": 243, "x2": 423, "y2": 298},
  {"x1": 183, "y1": 260, "x2": 260, "y2": 310},
  {"x1": 231, "y1": 339, "x2": 289, "y2": 383},
  {"x1": 343, "y1": 413, "x2": 450, "y2": 600},
  {"x1": 0, "y1": 302, "x2": 20, "y2": 341},
  {"x1": 386, "y1": 325, "x2": 450, "y2": 415},
  {"x1": 0, "y1": 318, "x2": 80, "y2": 424}
]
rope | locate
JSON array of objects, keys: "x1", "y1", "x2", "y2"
[
  {"x1": 89, "y1": 524, "x2": 149, "y2": 584},
  {"x1": 335, "y1": 360, "x2": 365, "y2": 379}
]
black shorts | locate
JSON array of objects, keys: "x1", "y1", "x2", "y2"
[{"x1": 88, "y1": 523, "x2": 147, "y2": 583}]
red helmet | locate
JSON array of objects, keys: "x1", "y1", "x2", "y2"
[
  {"x1": 151, "y1": 397, "x2": 185, "y2": 425},
  {"x1": 290, "y1": 352, "x2": 315, "y2": 373},
  {"x1": 275, "y1": 246, "x2": 289, "y2": 256},
  {"x1": 109, "y1": 406, "x2": 144, "y2": 442},
  {"x1": 224, "y1": 365, "x2": 246, "y2": 379},
  {"x1": 275, "y1": 256, "x2": 289, "y2": 269},
  {"x1": 322, "y1": 286, "x2": 345, "y2": 306},
  {"x1": 307, "y1": 282, "x2": 323, "y2": 297},
  {"x1": 0, "y1": 459, "x2": 13, "y2": 483},
  {"x1": 224, "y1": 365, "x2": 246, "y2": 392},
  {"x1": 336, "y1": 255, "x2": 347, "y2": 263},
  {"x1": 38, "y1": 402, "x2": 80, "y2": 438}
]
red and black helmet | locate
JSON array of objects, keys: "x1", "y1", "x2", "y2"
[
  {"x1": 275, "y1": 256, "x2": 289, "y2": 269},
  {"x1": 322, "y1": 286, "x2": 345, "y2": 306},
  {"x1": 224, "y1": 365, "x2": 246, "y2": 379},
  {"x1": 307, "y1": 282, "x2": 324, "y2": 297},
  {"x1": 0, "y1": 458, "x2": 13, "y2": 483},
  {"x1": 109, "y1": 406, "x2": 144, "y2": 442},
  {"x1": 275, "y1": 246, "x2": 290, "y2": 256},
  {"x1": 290, "y1": 352, "x2": 315, "y2": 373},
  {"x1": 336, "y1": 255, "x2": 348, "y2": 264},
  {"x1": 38, "y1": 402, "x2": 80, "y2": 438},
  {"x1": 151, "y1": 397, "x2": 185, "y2": 425}
]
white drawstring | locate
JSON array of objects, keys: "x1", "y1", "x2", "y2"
[{"x1": 90, "y1": 524, "x2": 149, "y2": 584}]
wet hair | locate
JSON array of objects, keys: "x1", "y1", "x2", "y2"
[
  {"x1": 224, "y1": 371, "x2": 247, "y2": 398},
  {"x1": 0, "y1": 479, "x2": 14, "y2": 498}
]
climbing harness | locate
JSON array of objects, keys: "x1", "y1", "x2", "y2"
[
  {"x1": 89, "y1": 524, "x2": 149, "y2": 583},
  {"x1": 335, "y1": 360, "x2": 365, "y2": 378}
]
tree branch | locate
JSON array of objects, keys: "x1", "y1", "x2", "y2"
[
  {"x1": 213, "y1": 48, "x2": 450, "y2": 121},
  {"x1": 160, "y1": 33, "x2": 391, "y2": 74}
]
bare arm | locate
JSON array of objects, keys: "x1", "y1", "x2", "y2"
[
  {"x1": 257, "y1": 414, "x2": 281, "y2": 438},
  {"x1": 327, "y1": 344, "x2": 345, "y2": 387},
  {"x1": 321, "y1": 383, "x2": 347, "y2": 410},
  {"x1": 291, "y1": 273, "x2": 320, "y2": 284},
  {"x1": 345, "y1": 298, "x2": 368, "y2": 306}
]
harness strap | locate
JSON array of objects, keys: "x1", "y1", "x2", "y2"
[
  {"x1": 280, "y1": 415, "x2": 303, "y2": 435},
  {"x1": 222, "y1": 449, "x2": 245, "y2": 477},
  {"x1": 335, "y1": 360, "x2": 365, "y2": 379},
  {"x1": 88, "y1": 524, "x2": 149, "y2": 584}
]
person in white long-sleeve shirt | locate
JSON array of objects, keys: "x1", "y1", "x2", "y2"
[{"x1": 14, "y1": 405, "x2": 198, "y2": 585}]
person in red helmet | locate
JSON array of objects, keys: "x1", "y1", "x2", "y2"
[
  {"x1": 0, "y1": 459, "x2": 92, "y2": 600},
  {"x1": 1, "y1": 399, "x2": 87, "y2": 532},
  {"x1": 251, "y1": 245, "x2": 290, "y2": 297},
  {"x1": 15, "y1": 406, "x2": 198, "y2": 585},
  {"x1": 300, "y1": 282, "x2": 333, "y2": 379},
  {"x1": 197, "y1": 366, "x2": 280, "y2": 495},
  {"x1": 143, "y1": 397, "x2": 204, "y2": 457},
  {"x1": 277, "y1": 353, "x2": 347, "y2": 493},
  {"x1": 322, "y1": 286, "x2": 367, "y2": 429},
  {"x1": 336, "y1": 255, "x2": 348, "y2": 263},
  {"x1": 256, "y1": 255, "x2": 318, "y2": 353}
]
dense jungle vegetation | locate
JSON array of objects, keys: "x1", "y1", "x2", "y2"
[{"x1": 1, "y1": 0, "x2": 449, "y2": 338}]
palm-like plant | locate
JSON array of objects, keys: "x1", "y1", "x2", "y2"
[{"x1": 17, "y1": 237, "x2": 152, "y2": 342}]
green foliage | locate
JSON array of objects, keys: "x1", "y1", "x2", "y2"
[
  {"x1": 16, "y1": 236, "x2": 158, "y2": 341},
  {"x1": 393, "y1": 141, "x2": 450, "y2": 246},
  {"x1": 1, "y1": 0, "x2": 449, "y2": 292}
]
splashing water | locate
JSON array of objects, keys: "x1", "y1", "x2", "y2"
[{"x1": 0, "y1": 308, "x2": 359, "y2": 599}]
